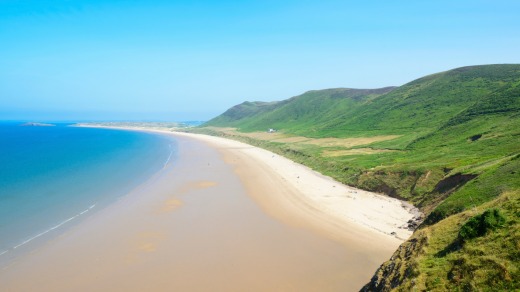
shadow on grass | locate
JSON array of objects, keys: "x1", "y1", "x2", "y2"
[{"x1": 435, "y1": 238, "x2": 463, "y2": 258}]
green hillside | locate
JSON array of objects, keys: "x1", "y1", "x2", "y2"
[
  {"x1": 198, "y1": 64, "x2": 520, "y2": 290},
  {"x1": 205, "y1": 87, "x2": 396, "y2": 136},
  {"x1": 204, "y1": 100, "x2": 282, "y2": 126},
  {"x1": 207, "y1": 64, "x2": 520, "y2": 140}
]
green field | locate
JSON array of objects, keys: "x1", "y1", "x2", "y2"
[{"x1": 198, "y1": 64, "x2": 520, "y2": 290}]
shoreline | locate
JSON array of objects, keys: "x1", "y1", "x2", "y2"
[
  {"x1": 0, "y1": 126, "x2": 176, "y2": 268},
  {"x1": 0, "y1": 125, "x2": 419, "y2": 291},
  {"x1": 89, "y1": 125, "x2": 418, "y2": 243}
]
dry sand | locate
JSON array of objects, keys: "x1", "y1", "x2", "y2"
[
  {"x1": 173, "y1": 131, "x2": 417, "y2": 241},
  {"x1": 0, "y1": 128, "x2": 418, "y2": 291}
]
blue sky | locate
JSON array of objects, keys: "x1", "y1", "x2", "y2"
[{"x1": 1, "y1": 0, "x2": 519, "y2": 121}]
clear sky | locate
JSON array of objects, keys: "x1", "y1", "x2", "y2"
[{"x1": 1, "y1": 0, "x2": 519, "y2": 121}]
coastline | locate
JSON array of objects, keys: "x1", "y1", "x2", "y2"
[
  {"x1": 90, "y1": 125, "x2": 418, "y2": 243},
  {"x1": 174, "y1": 131, "x2": 418, "y2": 243},
  {"x1": 0, "y1": 125, "x2": 418, "y2": 291},
  {"x1": 0, "y1": 125, "x2": 174, "y2": 268}
]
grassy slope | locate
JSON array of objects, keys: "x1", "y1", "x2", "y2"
[
  {"x1": 198, "y1": 64, "x2": 520, "y2": 290},
  {"x1": 205, "y1": 87, "x2": 396, "y2": 136},
  {"x1": 203, "y1": 100, "x2": 282, "y2": 127},
  {"x1": 204, "y1": 64, "x2": 520, "y2": 214},
  {"x1": 362, "y1": 190, "x2": 519, "y2": 291}
]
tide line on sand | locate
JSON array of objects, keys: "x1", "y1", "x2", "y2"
[
  {"x1": 9, "y1": 204, "x2": 96, "y2": 251},
  {"x1": 163, "y1": 144, "x2": 174, "y2": 169}
]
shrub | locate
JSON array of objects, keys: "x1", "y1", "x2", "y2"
[{"x1": 459, "y1": 209, "x2": 506, "y2": 240}]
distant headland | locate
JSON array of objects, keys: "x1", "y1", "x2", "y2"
[{"x1": 20, "y1": 122, "x2": 55, "y2": 127}]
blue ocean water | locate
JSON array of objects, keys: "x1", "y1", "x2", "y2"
[{"x1": 0, "y1": 122, "x2": 175, "y2": 260}]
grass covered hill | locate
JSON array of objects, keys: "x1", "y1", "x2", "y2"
[
  {"x1": 199, "y1": 64, "x2": 520, "y2": 290},
  {"x1": 207, "y1": 65, "x2": 520, "y2": 138},
  {"x1": 205, "y1": 87, "x2": 396, "y2": 136}
]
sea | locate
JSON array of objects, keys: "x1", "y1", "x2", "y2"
[{"x1": 0, "y1": 122, "x2": 176, "y2": 264}]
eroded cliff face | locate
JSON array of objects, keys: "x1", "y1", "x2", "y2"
[{"x1": 361, "y1": 230, "x2": 428, "y2": 292}]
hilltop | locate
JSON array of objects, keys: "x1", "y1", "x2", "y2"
[{"x1": 200, "y1": 64, "x2": 520, "y2": 290}]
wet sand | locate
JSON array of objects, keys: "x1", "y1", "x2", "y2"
[{"x1": 0, "y1": 130, "x2": 414, "y2": 291}]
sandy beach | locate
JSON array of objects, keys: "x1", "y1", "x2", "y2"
[{"x1": 0, "y1": 128, "x2": 417, "y2": 291}]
